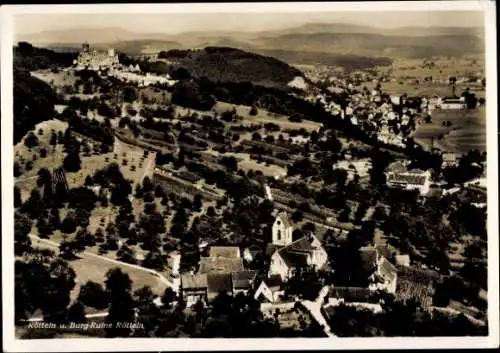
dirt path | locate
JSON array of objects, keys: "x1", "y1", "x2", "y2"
[{"x1": 29, "y1": 234, "x2": 178, "y2": 293}]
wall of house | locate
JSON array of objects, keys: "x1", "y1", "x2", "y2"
[
  {"x1": 269, "y1": 252, "x2": 289, "y2": 281},
  {"x1": 254, "y1": 283, "x2": 274, "y2": 303}
]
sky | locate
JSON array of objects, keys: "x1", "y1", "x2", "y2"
[{"x1": 15, "y1": 10, "x2": 485, "y2": 36}]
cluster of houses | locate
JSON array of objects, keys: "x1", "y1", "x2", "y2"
[{"x1": 179, "y1": 211, "x2": 405, "y2": 317}]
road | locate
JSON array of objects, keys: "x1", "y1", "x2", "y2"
[{"x1": 29, "y1": 234, "x2": 178, "y2": 293}]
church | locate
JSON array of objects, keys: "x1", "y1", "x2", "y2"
[{"x1": 267, "y1": 212, "x2": 328, "y2": 281}]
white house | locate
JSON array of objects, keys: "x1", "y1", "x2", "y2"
[
  {"x1": 386, "y1": 169, "x2": 432, "y2": 196},
  {"x1": 439, "y1": 97, "x2": 466, "y2": 110},
  {"x1": 254, "y1": 275, "x2": 284, "y2": 303}
]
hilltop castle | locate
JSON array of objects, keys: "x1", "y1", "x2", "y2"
[{"x1": 74, "y1": 42, "x2": 120, "y2": 71}]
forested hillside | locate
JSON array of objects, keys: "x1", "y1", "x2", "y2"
[{"x1": 156, "y1": 47, "x2": 304, "y2": 89}]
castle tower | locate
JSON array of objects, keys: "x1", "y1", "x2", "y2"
[{"x1": 272, "y1": 212, "x2": 293, "y2": 246}]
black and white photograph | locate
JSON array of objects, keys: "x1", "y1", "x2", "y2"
[{"x1": 1, "y1": 1, "x2": 498, "y2": 351}]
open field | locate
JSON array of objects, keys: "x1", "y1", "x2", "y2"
[
  {"x1": 31, "y1": 69, "x2": 78, "y2": 89},
  {"x1": 202, "y1": 150, "x2": 288, "y2": 179},
  {"x1": 30, "y1": 236, "x2": 169, "y2": 303},
  {"x1": 412, "y1": 107, "x2": 486, "y2": 153}
]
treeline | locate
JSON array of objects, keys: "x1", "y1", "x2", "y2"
[
  {"x1": 14, "y1": 42, "x2": 77, "y2": 71},
  {"x1": 14, "y1": 69, "x2": 57, "y2": 144}
]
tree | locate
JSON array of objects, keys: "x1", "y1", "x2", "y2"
[
  {"x1": 15, "y1": 255, "x2": 76, "y2": 324},
  {"x1": 117, "y1": 244, "x2": 137, "y2": 264},
  {"x1": 14, "y1": 212, "x2": 33, "y2": 256},
  {"x1": 105, "y1": 268, "x2": 135, "y2": 337},
  {"x1": 14, "y1": 161, "x2": 22, "y2": 177},
  {"x1": 14, "y1": 186, "x2": 22, "y2": 208},
  {"x1": 40, "y1": 148, "x2": 48, "y2": 158},
  {"x1": 63, "y1": 151, "x2": 82, "y2": 172},
  {"x1": 193, "y1": 194, "x2": 203, "y2": 212},
  {"x1": 78, "y1": 281, "x2": 109, "y2": 310},
  {"x1": 291, "y1": 210, "x2": 303, "y2": 223},
  {"x1": 67, "y1": 301, "x2": 86, "y2": 323},
  {"x1": 249, "y1": 105, "x2": 258, "y2": 116},
  {"x1": 50, "y1": 132, "x2": 58, "y2": 146},
  {"x1": 24, "y1": 132, "x2": 39, "y2": 148}
]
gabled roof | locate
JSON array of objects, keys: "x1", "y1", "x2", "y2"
[
  {"x1": 378, "y1": 257, "x2": 398, "y2": 283},
  {"x1": 207, "y1": 273, "x2": 232, "y2": 294},
  {"x1": 274, "y1": 234, "x2": 321, "y2": 269},
  {"x1": 198, "y1": 257, "x2": 244, "y2": 274},
  {"x1": 387, "y1": 173, "x2": 427, "y2": 186},
  {"x1": 181, "y1": 273, "x2": 208, "y2": 290},
  {"x1": 328, "y1": 286, "x2": 375, "y2": 303},
  {"x1": 359, "y1": 246, "x2": 379, "y2": 273},
  {"x1": 275, "y1": 212, "x2": 293, "y2": 229},
  {"x1": 209, "y1": 246, "x2": 240, "y2": 259},
  {"x1": 231, "y1": 270, "x2": 257, "y2": 289}
]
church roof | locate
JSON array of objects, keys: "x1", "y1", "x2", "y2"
[{"x1": 275, "y1": 234, "x2": 320, "y2": 269}]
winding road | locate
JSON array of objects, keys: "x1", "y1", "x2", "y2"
[{"x1": 29, "y1": 234, "x2": 178, "y2": 293}]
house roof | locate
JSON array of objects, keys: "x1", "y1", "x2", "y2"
[
  {"x1": 181, "y1": 273, "x2": 208, "y2": 290},
  {"x1": 387, "y1": 172, "x2": 427, "y2": 186},
  {"x1": 328, "y1": 286, "x2": 375, "y2": 303},
  {"x1": 359, "y1": 246, "x2": 379, "y2": 273},
  {"x1": 209, "y1": 246, "x2": 240, "y2": 258},
  {"x1": 198, "y1": 257, "x2": 244, "y2": 274},
  {"x1": 397, "y1": 266, "x2": 441, "y2": 283},
  {"x1": 276, "y1": 212, "x2": 293, "y2": 229},
  {"x1": 207, "y1": 273, "x2": 233, "y2": 294},
  {"x1": 231, "y1": 270, "x2": 257, "y2": 289},
  {"x1": 378, "y1": 257, "x2": 398, "y2": 282},
  {"x1": 387, "y1": 161, "x2": 407, "y2": 173},
  {"x1": 275, "y1": 234, "x2": 320, "y2": 269},
  {"x1": 395, "y1": 254, "x2": 411, "y2": 266}
]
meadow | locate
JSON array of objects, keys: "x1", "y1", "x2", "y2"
[{"x1": 412, "y1": 107, "x2": 486, "y2": 153}]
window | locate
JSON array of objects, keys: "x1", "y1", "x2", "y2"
[{"x1": 277, "y1": 230, "x2": 281, "y2": 241}]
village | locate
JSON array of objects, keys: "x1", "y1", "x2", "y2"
[{"x1": 14, "y1": 41, "x2": 488, "y2": 338}]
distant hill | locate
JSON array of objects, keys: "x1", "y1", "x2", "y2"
[
  {"x1": 254, "y1": 32, "x2": 484, "y2": 58},
  {"x1": 254, "y1": 49, "x2": 393, "y2": 70},
  {"x1": 156, "y1": 47, "x2": 303, "y2": 89},
  {"x1": 95, "y1": 39, "x2": 183, "y2": 55},
  {"x1": 262, "y1": 22, "x2": 484, "y2": 38},
  {"x1": 16, "y1": 27, "x2": 169, "y2": 45}
]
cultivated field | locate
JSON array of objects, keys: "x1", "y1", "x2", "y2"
[
  {"x1": 412, "y1": 107, "x2": 486, "y2": 153},
  {"x1": 214, "y1": 101, "x2": 323, "y2": 133}
]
